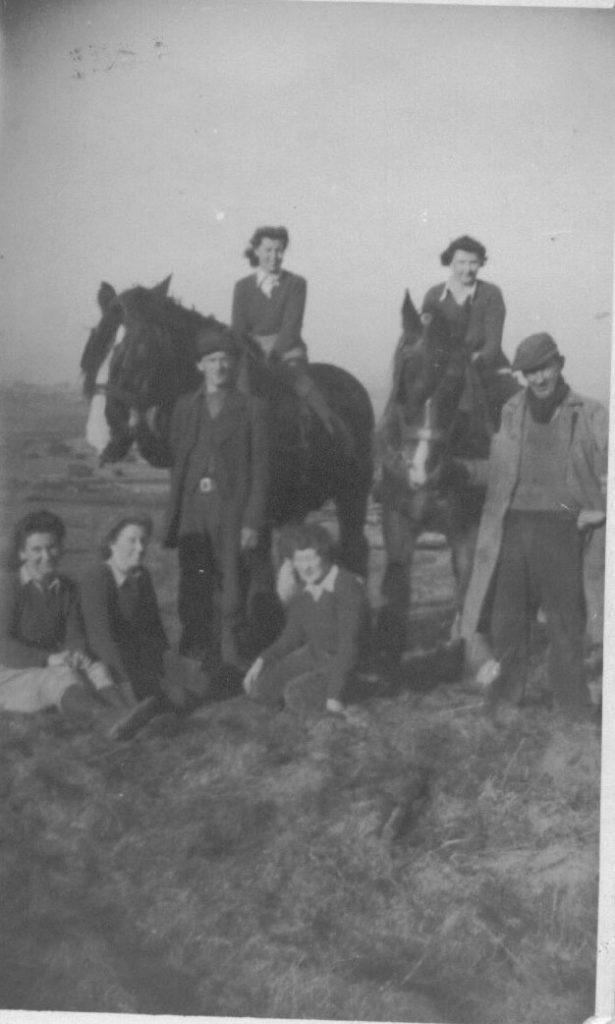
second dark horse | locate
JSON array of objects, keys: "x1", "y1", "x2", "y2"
[
  {"x1": 80, "y1": 276, "x2": 375, "y2": 589},
  {"x1": 375, "y1": 291, "x2": 517, "y2": 666}
]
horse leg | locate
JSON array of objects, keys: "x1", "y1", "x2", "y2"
[
  {"x1": 376, "y1": 503, "x2": 418, "y2": 665},
  {"x1": 448, "y1": 520, "x2": 479, "y2": 642}
]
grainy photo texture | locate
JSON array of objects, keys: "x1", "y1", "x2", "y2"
[{"x1": 0, "y1": 2, "x2": 613, "y2": 1023}]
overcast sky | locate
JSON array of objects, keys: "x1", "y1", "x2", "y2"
[{"x1": 1, "y1": 0, "x2": 613, "y2": 408}]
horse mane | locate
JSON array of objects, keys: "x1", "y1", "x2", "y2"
[{"x1": 80, "y1": 281, "x2": 230, "y2": 399}]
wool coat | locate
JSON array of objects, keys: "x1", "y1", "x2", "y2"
[
  {"x1": 460, "y1": 388, "x2": 608, "y2": 654},
  {"x1": 231, "y1": 270, "x2": 307, "y2": 357},
  {"x1": 163, "y1": 386, "x2": 269, "y2": 551}
]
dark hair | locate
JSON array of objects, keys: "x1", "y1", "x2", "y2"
[
  {"x1": 99, "y1": 512, "x2": 153, "y2": 560},
  {"x1": 292, "y1": 522, "x2": 335, "y2": 562},
  {"x1": 12, "y1": 509, "x2": 66, "y2": 565},
  {"x1": 244, "y1": 225, "x2": 289, "y2": 267},
  {"x1": 440, "y1": 235, "x2": 487, "y2": 267}
]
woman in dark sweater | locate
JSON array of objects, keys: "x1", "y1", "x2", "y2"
[
  {"x1": 243, "y1": 523, "x2": 368, "y2": 715},
  {"x1": 422, "y1": 235, "x2": 518, "y2": 427},
  {"x1": 78, "y1": 512, "x2": 170, "y2": 703},
  {"x1": 231, "y1": 225, "x2": 349, "y2": 449},
  {"x1": 0, "y1": 508, "x2": 151, "y2": 737}
]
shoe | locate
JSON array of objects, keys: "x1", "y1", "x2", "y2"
[{"x1": 105, "y1": 695, "x2": 163, "y2": 740}]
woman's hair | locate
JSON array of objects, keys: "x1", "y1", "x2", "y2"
[
  {"x1": 99, "y1": 512, "x2": 153, "y2": 560},
  {"x1": 12, "y1": 509, "x2": 66, "y2": 564},
  {"x1": 440, "y1": 235, "x2": 487, "y2": 267},
  {"x1": 291, "y1": 522, "x2": 335, "y2": 562},
  {"x1": 244, "y1": 225, "x2": 289, "y2": 267}
]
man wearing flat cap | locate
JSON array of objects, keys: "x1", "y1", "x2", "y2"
[
  {"x1": 460, "y1": 332, "x2": 607, "y2": 721},
  {"x1": 163, "y1": 326, "x2": 269, "y2": 669}
]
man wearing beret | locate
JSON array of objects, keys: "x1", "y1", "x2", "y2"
[
  {"x1": 163, "y1": 327, "x2": 269, "y2": 670},
  {"x1": 460, "y1": 333, "x2": 607, "y2": 721}
]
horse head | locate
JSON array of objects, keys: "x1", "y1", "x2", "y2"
[
  {"x1": 82, "y1": 275, "x2": 218, "y2": 465},
  {"x1": 380, "y1": 291, "x2": 468, "y2": 494}
]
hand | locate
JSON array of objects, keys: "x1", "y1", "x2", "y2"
[
  {"x1": 241, "y1": 526, "x2": 258, "y2": 551},
  {"x1": 243, "y1": 656, "x2": 264, "y2": 695},
  {"x1": 47, "y1": 650, "x2": 70, "y2": 667},
  {"x1": 66, "y1": 650, "x2": 92, "y2": 671},
  {"x1": 326, "y1": 698, "x2": 345, "y2": 715},
  {"x1": 577, "y1": 509, "x2": 606, "y2": 530}
]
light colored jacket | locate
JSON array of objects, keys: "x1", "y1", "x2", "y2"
[{"x1": 460, "y1": 387, "x2": 608, "y2": 648}]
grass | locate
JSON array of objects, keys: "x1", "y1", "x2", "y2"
[{"x1": 0, "y1": 384, "x2": 601, "y2": 1021}]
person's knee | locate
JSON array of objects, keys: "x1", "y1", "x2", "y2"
[{"x1": 43, "y1": 666, "x2": 83, "y2": 709}]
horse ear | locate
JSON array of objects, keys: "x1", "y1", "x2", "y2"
[
  {"x1": 151, "y1": 274, "x2": 173, "y2": 299},
  {"x1": 98, "y1": 282, "x2": 116, "y2": 312},
  {"x1": 401, "y1": 290, "x2": 422, "y2": 334}
]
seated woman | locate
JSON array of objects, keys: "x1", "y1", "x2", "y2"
[
  {"x1": 78, "y1": 512, "x2": 174, "y2": 706},
  {"x1": 422, "y1": 235, "x2": 518, "y2": 427},
  {"x1": 242, "y1": 523, "x2": 368, "y2": 715},
  {"x1": 231, "y1": 225, "x2": 351, "y2": 451},
  {"x1": 0, "y1": 508, "x2": 149, "y2": 738}
]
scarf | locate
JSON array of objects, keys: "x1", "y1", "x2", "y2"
[{"x1": 525, "y1": 376, "x2": 570, "y2": 424}]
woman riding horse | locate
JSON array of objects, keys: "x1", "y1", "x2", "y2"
[
  {"x1": 422, "y1": 235, "x2": 518, "y2": 429},
  {"x1": 231, "y1": 225, "x2": 351, "y2": 452}
]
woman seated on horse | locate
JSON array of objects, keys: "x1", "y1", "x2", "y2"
[
  {"x1": 231, "y1": 225, "x2": 351, "y2": 452},
  {"x1": 422, "y1": 235, "x2": 518, "y2": 428}
]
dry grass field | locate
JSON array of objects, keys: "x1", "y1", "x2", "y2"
[{"x1": 0, "y1": 383, "x2": 601, "y2": 1022}]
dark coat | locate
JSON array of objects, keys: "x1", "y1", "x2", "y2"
[
  {"x1": 163, "y1": 386, "x2": 270, "y2": 549},
  {"x1": 231, "y1": 270, "x2": 307, "y2": 357}
]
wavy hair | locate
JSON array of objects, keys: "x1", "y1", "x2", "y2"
[
  {"x1": 440, "y1": 235, "x2": 487, "y2": 267},
  {"x1": 244, "y1": 225, "x2": 289, "y2": 267}
]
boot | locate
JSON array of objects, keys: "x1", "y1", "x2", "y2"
[
  {"x1": 97, "y1": 684, "x2": 133, "y2": 711},
  {"x1": 59, "y1": 683, "x2": 163, "y2": 740}
]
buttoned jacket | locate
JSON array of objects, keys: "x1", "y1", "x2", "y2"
[{"x1": 163, "y1": 386, "x2": 269, "y2": 549}]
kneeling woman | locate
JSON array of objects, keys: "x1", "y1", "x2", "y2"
[
  {"x1": 243, "y1": 523, "x2": 368, "y2": 715},
  {"x1": 79, "y1": 513, "x2": 172, "y2": 703},
  {"x1": 0, "y1": 508, "x2": 148, "y2": 737}
]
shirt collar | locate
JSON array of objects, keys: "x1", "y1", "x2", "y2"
[
  {"x1": 107, "y1": 560, "x2": 142, "y2": 588},
  {"x1": 256, "y1": 268, "x2": 281, "y2": 295},
  {"x1": 304, "y1": 563, "x2": 338, "y2": 601},
  {"x1": 440, "y1": 279, "x2": 478, "y2": 302},
  {"x1": 19, "y1": 565, "x2": 61, "y2": 591}
]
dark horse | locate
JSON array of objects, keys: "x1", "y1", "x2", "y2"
[
  {"x1": 80, "y1": 276, "x2": 375, "y2": 580},
  {"x1": 374, "y1": 291, "x2": 518, "y2": 665}
]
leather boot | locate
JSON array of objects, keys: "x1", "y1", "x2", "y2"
[{"x1": 59, "y1": 683, "x2": 163, "y2": 740}]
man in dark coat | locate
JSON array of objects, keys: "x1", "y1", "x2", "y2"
[{"x1": 163, "y1": 328, "x2": 270, "y2": 670}]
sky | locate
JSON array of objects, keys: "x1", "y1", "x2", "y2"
[{"x1": 0, "y1": 0, "x2": 614, "y2": 410}]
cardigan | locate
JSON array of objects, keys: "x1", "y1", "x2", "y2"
[
  {"x1": 0, "y1": 571, "x2": 84, "y2": 668},
  {"x1": 78, "y1": 562, "x2": 168, "y2": 688},
  {"x1": 231, "y1": 270, "x2": 307, "y2": 357},
  {"x1": 422, "y1": 279, "x2": 508, "y2": 369}
]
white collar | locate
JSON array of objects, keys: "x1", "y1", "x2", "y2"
[
  {"x1": 440, "y1": 279, "x2": 477, "y2": 303},
  {"x1": 256, "y1": 268, "x2": 281, "y2": 296},
  {"x1": 19, "y1": 565, "x2": 61, "y2": 591},
  {"x1": 304, "y1": 563, "x2": 338, "y2": 601}
]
